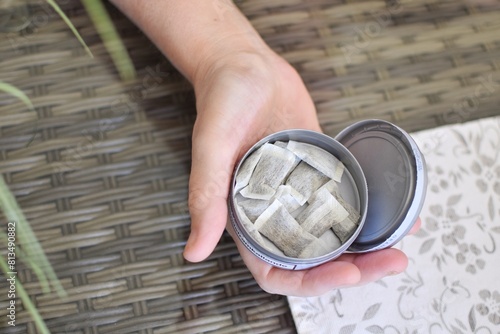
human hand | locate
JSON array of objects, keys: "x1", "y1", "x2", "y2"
[
  {"x1": 229, "y1": 217, "x2": 420, "y2": 296},
  {"x1": 184, "y1": 48, "x2": 418, "y2": 296},
  {"x1": 184, "y1": 49, "x2": 320, "y2": 259},
  {"x1": 111, "y1": 0, "x2": 419, "y2": 297}
]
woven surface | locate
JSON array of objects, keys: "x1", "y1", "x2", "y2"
[{"x1": 1, "y1": 0, "x2": 499, "y2": 333}]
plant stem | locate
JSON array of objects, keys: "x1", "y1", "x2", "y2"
[
  {"x1": 0, "y1": 175, "x2": 66, "y2": 298},
  {"x1": 0, "y1": 256, "x2": 51, "y2": 334},
  {"x1": 81, "y1": 0, "x2": 136, "y2": 81},
  {"x1": 0, "y1": 81, "x2": 34, "y2": 109},
  {"x1": 46, "y1": 0, "x2": 93, "y2": 58}
]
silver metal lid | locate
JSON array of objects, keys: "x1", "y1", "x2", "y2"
[{"x1": 335, "y1": 120, "x2": 427, "y2": 252}]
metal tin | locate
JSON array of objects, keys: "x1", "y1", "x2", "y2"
[
  {"x1": 229, "y1": 119, "x2": 427, "y2": 270},
  {"x1": 336, "y1": 120, "x2": 427, "y2": 253}
]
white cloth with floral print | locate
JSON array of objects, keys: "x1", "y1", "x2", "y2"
[{"x1": 288, "y1": 116, "x2": 500, "y2": 334}]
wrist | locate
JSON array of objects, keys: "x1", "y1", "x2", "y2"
[
  {"x1": 186, "y1": 9, "x2": 274, "y2": 86},
  {"x1": 111, "y1": 0, "x2": 274, "y2": 84},
  {"x1": 191, "y1": 39, "x2": 278, "y2": 91}
]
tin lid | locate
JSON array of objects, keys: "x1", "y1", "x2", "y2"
[{"x1": 335, "y1": 120, "x2": 427, "y2": 252}]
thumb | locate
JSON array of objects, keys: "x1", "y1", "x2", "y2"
[{"x1": 184, "y1": 126, "x2": 238, "y2": 262}]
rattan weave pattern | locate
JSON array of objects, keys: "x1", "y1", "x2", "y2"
[{"x1": 0, "y1": 0, "x2": 499, "y2": 333}]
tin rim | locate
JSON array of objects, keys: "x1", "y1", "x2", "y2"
[{"x1": 335, "y1": 119, "x2": 427, "y2": 252}]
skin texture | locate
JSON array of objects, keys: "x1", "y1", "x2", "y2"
[{"x1": 111, "y1": 0, "x2": 420, "y2": 297}]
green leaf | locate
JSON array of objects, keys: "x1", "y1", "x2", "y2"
[
  {"x1": 0, "y1": 81, "x2": 37, "y2": 146},
  {"x1": 0, "y1": 256, "x2": 50, "y2": 334},
  {"x1": 46, "y1": 0, "x2": 93, "y2": 58},
  {"x1": 0, "y1": 175, "x2": 66, "y2": 298},
  {"x1": 0, "y1": 231, "x2": 50, "y2": 292},
  {"x1": 0, "y1": 81, "x2": 34, "y2": 110},
  {"x1": 81, "y1": 0, "x2": 136, "y2": 81}
]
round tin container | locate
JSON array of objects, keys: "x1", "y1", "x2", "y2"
[{"x1": 229, "y1": 119, "x2": 427, "y2": 270}]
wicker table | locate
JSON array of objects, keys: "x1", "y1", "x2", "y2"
[{"x1": 1, "y1": 1, "x2": 499, "y2": 333}]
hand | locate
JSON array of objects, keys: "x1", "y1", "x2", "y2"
[
  {"x1": 230, "y1": 218, "x2": 421, "y2": 296},
  {"x1": 185, "y1": 50, "x2": 320, "y2": 259},
  {"x1": 183, "y1": 49, "x2": 418, "y2": 296},
  {"x1": 111, "y1": 0, "x2": 419, "y2": 297}
]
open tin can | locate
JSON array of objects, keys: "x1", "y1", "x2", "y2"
[{"x1": 228, "y1": 119, "x2": 427, "y2": 270}]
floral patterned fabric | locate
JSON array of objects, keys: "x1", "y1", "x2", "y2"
[{"x1": 288, "y1": 116, "x2": 500, "y2": 334}]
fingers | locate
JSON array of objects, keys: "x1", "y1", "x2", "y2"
[
  {"x1": 337, "y1": 248, "x2": 408, "y2": 286},
  {"x1": 259, "y1": 249, "x2": 406, "y2": 296},
  {"x1": 185, "y1": 83, "x2": 256, "y2": 262},
  {"x1": 227, "y1": 223, "x2": 359, "y2": 296},
  {"x1": 229, "y1": 222, "x2": 409, "y2": 296},
  {"x1": 408, "y1": 217, "x2": 422, "y2": 235},
  {"x1": 184, "y1": 128, "x2": 237, "y2": 262},
  {"x1": 264, "y1": 261, "x2": 361, "y2": 297},
  {"x1": 259, "y1": 249, "x2": 407, "y2": 296}
]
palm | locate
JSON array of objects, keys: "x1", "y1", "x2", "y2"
[{"x1": 193, "y1": 55, "x2": 320, "y2": 160}]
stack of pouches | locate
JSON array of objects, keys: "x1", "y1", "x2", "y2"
[{"x1": 235, "y1": 141, "x2": 360, "y2": 259}]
